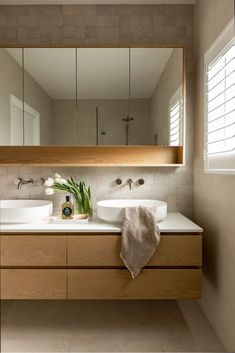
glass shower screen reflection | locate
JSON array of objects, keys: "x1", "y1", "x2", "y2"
[{"x1": 76, "y1": 48, "x2": 129, "y2": 145}]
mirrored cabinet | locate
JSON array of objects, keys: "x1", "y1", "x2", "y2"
[{"x1": 0, "y1": 47, "x2": 184, "y2": 148}]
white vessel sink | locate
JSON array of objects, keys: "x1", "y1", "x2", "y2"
[
  {"x1": 97, "y1": 199, "x2": 167, "y2": 223},
  {"x1": 0, "y1": 200, "x2": 53, "y2": 224}
]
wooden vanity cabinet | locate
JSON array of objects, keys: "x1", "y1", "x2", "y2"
[{"x1": 0, "y1": 232, "x2": 202, "y2": 300}]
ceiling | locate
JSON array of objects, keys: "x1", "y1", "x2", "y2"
[
  {"x1": 7, "y1": 48, "x2": 179, "y2": 100},
  {"x1": 0, "y1": 0, "x2": 196, "y2": 4}
]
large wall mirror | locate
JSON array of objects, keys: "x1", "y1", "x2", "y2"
[{"x1": 0, "y1": 47, "x2": 184, "y2": 148}]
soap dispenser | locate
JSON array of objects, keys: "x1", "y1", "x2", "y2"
[{"x1": 62, "y1": 195, "x2": 74, "y2": 219}]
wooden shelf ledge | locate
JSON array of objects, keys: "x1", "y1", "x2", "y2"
[{"x1": 0, "y1": 146, "x2": 184, "y2": 166}]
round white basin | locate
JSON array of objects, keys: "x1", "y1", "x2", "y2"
[
  {"x1": 0, "y1": 200, "x2": 53, "y2": 223},
  {"x1": 97, "y1": 199, "x2": 167, "y2": 223}
]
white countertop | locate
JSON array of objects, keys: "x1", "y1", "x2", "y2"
[{"x1": 0, "y1": 212, "x2": 203, "y2": 233}]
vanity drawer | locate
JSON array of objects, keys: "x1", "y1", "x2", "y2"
[
  {"x1": 1, "y1": 235, "x2": 66, "y2": 267},
  {"x1": 68, "y1": 235, "x2": 202, "y2": 267},
  {"x1": 1, "y1": 269, "x2": 67, "y2": 299},
  {"x1": 68, "y1": 269, "x2": 202, "y2": 299}
]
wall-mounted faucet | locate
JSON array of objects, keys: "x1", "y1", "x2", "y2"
[
  {"x1": 14, "y1": 178, "x2": 34, "y2": 190},
  {"x1": 126, "y1": 178, "x2": 133, "y2": 190},
  {"x1": 115, "y1": 178, "x2": 145, "y2": 190},
  {"x1": 14, "y1": 177, "x2": 46, "y2": 190}
]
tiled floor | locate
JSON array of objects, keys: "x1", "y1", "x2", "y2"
[{"x1": 1, "y1": 300, "x2": 226, "y2": 352}]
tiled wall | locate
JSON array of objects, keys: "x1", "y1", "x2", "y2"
[
  {"x1": 0, "y1": 4, "x2": 194, "y2": 218},
  {"x1": 0, "y1": 166, "x2": 193, "y2": 217},
  {"x1": 0, "y1": 5, "x2": 193, "y2": 46}
]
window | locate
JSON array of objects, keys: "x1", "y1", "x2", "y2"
[
  {"x1": 204, "y1": 20, "x2": 235, "y2": 173},
  {"x1": 169, "y1": 85, "x2": 183, "y2": 146}
]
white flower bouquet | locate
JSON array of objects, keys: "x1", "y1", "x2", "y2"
[{"x1": 44, "y1": 173, "x2": 92, "y2": 217}]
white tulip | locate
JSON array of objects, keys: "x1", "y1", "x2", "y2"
[
  {"x1": 55, "y1": 173, "x2": 61, "y2": 179},
  {"x1": 55, "y1": 177, "x2": 67, "y2": 184},
  {"x1": 44, "y1": 178, "x2": 54, "y2": 187},
  {"x1": 59, "y1": 178, "x2": 67, "y2": 184},
  {"x1": 45, "y1": 187, "x2": 54, "y2": 195}
]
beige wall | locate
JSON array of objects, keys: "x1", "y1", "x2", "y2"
[
  {"x1": 194, "y1": 0, "x2": 235, "y2": 351},
  {"x1": 150, "y1": 48, "x2": 183, "y2": 145},
  {"x1": 0, "y1": 49, "x2": 53, "y2": 145}
]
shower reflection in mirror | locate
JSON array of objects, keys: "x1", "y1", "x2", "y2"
[{"x1": 0, "y1": 47, "x2": 184, "y2": 147}]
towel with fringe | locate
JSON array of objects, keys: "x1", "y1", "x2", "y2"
[{"x1": 120, "y1": 206, "x2": 161, "y2": 278}]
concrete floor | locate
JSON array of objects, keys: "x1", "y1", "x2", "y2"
[{"x1": 1, "y1": 300, "x2": 226, "y2": 353}]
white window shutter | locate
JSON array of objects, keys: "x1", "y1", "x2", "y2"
[
  {"x1": 204, "y1": 20, "x2": 235, "y2": 173},
  {"x1": 169, "y1": 85, "x2": 183, "y2": 146}
]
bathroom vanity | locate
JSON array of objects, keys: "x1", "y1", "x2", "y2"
[{"x1": 0, "y1": 213, "x2": 203, "y2": 300}]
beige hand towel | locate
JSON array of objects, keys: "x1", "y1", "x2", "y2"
[{"x1": 120, "y1": 206, "x2": 161, "y2": 278}]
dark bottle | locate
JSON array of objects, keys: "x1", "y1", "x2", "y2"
[{"x1": 62, "y1": 196, "x2": 74, "y2": 219}]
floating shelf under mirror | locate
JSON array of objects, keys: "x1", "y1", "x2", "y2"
[
  {"x1": 0, "y1": 146, "x2": 184, "y2": 166},
  {"x1": 0, "y1": 45, "x2": 185, "y2": 166}
]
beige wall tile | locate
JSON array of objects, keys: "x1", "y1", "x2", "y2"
[{"x1": 97, "y1": 15, "x2": 119, "y2": 27}]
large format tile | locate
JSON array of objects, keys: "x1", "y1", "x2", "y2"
[{"x1": 1, "y1": 300, "x2": 225, "y2": 353}]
